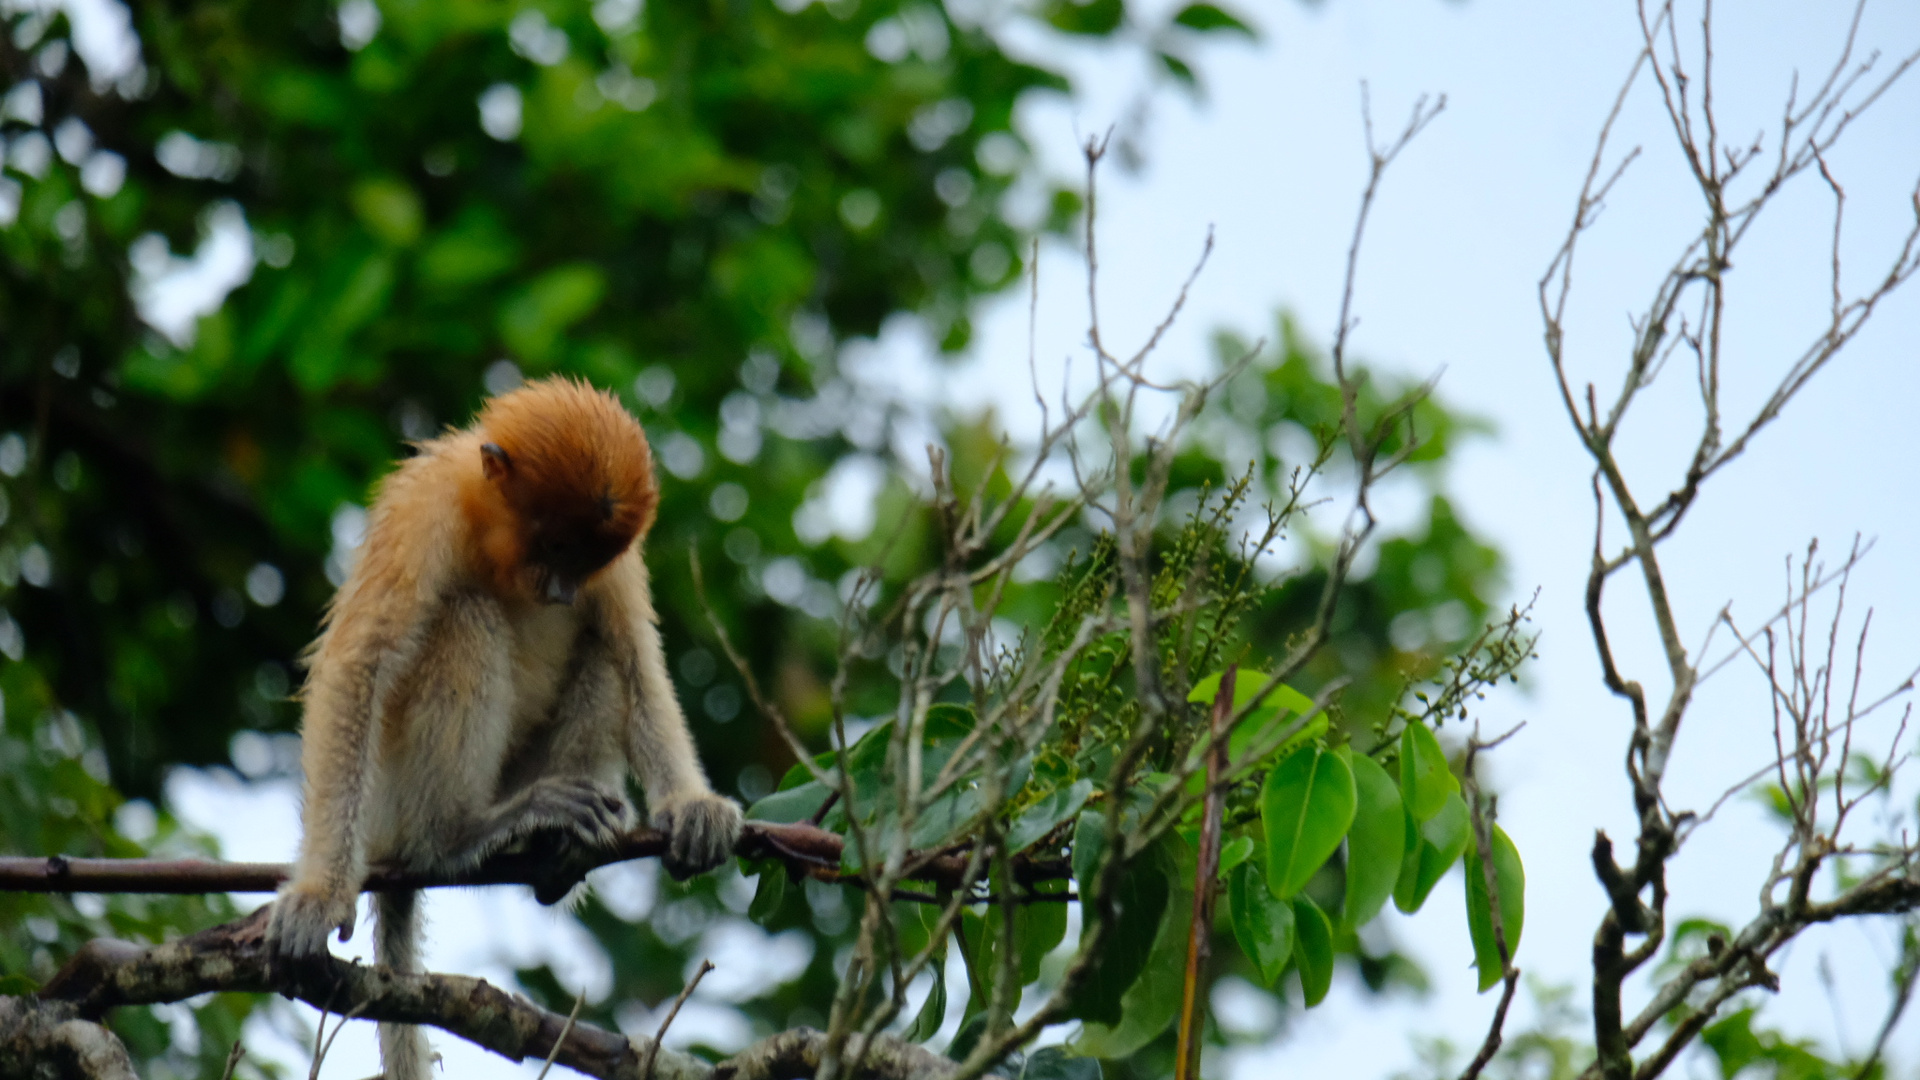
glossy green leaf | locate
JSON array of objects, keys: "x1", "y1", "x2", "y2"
[
  {"x1": 1465, "y1": 824, "x2": 1526, "y2": 991},
  {"x1": 1015, "y1": 879, "x2": 1070, "y2": 985},
  {"x1": 1022, "y1": 1046, "x2": 1102, "y2": 1080},
  {"x1": 963, "y1": 878, "x2": 1069, "y2": 1014},
  {"x1": 904, "y1": 953, "x2": 947, "y2": 1043},
  {"x1": 747, "y1": 861, "x2": 786, "y2": 923},
  {"x1": 1291, "y1": 895, "x2": 1334, "y2": 1008},
  {"x1": 1073, "y1": 836, "x2": 1191, "y2": 1059},
  {"x1": 1343, "y1": 754, "x2": 1406, "y2": 930},
  {"x1": 909, "y1": 783, "x2": 985, "y2": 851},
  {"x1": 1393, "y1": 790, "x2": 1471, "y2": 914},
  {"x1": 1189, "y1": 672, "x2": 1325, "y2": 770},
  {"x1": 841, "y1": 705, "x2": 981, "y2": 866},
  {"x1": 1063, "y1": 812, "x2": 1171, "y2": 1026},
  {"x1": 948, "y1": 1014, "x2": 988, "y2": 1062},
  {"x1": 1400, "y1": 722, "x2": 1458, "y2": 823},
  {"x1": 1006, "y1": 779, "x2": 1094, "y2": 854},
  {"x1": 1228, "y1": 861, "x2": 1294, "y2": 986},
  {"x1": 1189, "y1": 670, "x2": 1315, "y2": 715},
  {"x1": 744, "y1": 779, "x2": 831, "y2": 825},
  {"x1": 1262, "y1": 745, "x2": 1357, "y2": 899},
  {"x1": 1172, "y1": 2, "x2": 1256, "y2": 37},
  {"x1": 1218, "y1": 834, "x2": 1256, "y2": 876}
]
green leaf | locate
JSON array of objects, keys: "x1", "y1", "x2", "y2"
[
  {"x1": 910, "y1": 783, "x2": 985, "y2": 851},
  {"x1": 1399, "y1": 722, "x2": 1458, "y2": 823},
  {"x1": 1044, "y1": 0, "x2": 1123, "y2": 36},
  {"x1": 747, "y1": 861, "x2": 786, "y2": 923},
  {"x1": 1015, "y1": 878, "x2": 1070, "y2": 985},
  {"x1": 1189, "y1": 672, "x2": 1324, "y2": 769},
  {"x1": 1023, "y1": 1046, "x2": 1102, "y2": 1080},
  {"x1": 1393, "y1": 790, "x2": 1471, "y2": 913},
  {"x1": 962, "y1": 879, "x2": 1069, "y2": 1017},
  {"x1": 1261, "y1": 745, "x2": 1357, "y2": 899},
  {"x1": 777, "y1": 753, "x2": 836, "y2": 791},
  {"x1": 1158, "y1": 51, "x2": 1197, "y2": 87},
  {"x1": 498, "y1": 263, "x2": 608, "y2": 364},
  {"x1": 1342, "y1": 755, "x2": 1406, "y2": 930},
  {"x1": 417, "y1": 203, "x2": 519, "y2": 290},
  {"x1": 744, "y1": 779, "x2": 831, "y2": 824},
  {"x1": 1064, "y1": 813, "x2": 1172, "y2": 1027},
  {"x1": 1228, "y1": 861, "x2": 1293, "y2": 986},
  {"x1": 1291, "y1": 895, "x2": 1334, "y2": 1007},
  {"x1": 841, "y1": 709, "x2": 986, "y2": 870},
  {"x1": 1465, "y1": 824, "x2": 1526, "y2": 991},
  {"x1": 350, "y1": 176, "x2": 423, "y2": 246},
  {"x1": 1217, "y1": 834, "x2": 1256, "y2": 875},
  {"x1": 1007, "y1": 779, "x2": 1094, "y2": 854},
  {"x1": 1072, "y1": 835, "x2": 1191, "y2": 1058},
  {"x1": 1171, "y1": 2, "x2": 1256, "y2": 37},
  {"x1": 1189, "y1": 670, "x2": 1314, "y2": 715},
  {"x1": 905, "y1": 953, "x2": 948, "y2": 1042},
  {"x1": 948, "y1": 1013, "x2": 988, "y2": 1062}
]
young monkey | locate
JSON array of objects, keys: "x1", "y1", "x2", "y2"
[{"x1": 267, "y1": 377, "x2": 742, "y2": 1080}]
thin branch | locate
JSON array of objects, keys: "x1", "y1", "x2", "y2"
[
  {"x1": 0, "y1": 821, "x2": 1070, "y2": 898},
  {"x1": 644, "y1": 960, "x2": 714, "y2": 1080},
  {"x1": 537, "y1": 989, "x2": 587, "y2": 1080}
]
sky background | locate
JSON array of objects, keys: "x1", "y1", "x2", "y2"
[{"x1": 127, "y1": 0, "x2": 1920, "y2": 1075}]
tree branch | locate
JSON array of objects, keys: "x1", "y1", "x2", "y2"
[
  {"x1": 0, "y1": 821, "x2": 1070, "y2": 898},
  {"x1": 11, "y1": 905, "x2": 995, "y2": 1080}
]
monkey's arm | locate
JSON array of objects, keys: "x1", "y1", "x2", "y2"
[
  {"x1": 607, "y1": 559, "x2": 742, "y2": 878},
  {"x1": 268, "y1": 612, "x2": 411, "y2": 963}
]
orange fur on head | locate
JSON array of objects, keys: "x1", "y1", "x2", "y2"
[{"x1": 460, "y1": 377, "x2": 657, "y2": 598}]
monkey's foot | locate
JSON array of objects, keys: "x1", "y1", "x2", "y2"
[
  {"x1": 264, "y1": 889, "x2": 355, "y2": 968},
  {"x1": 652, "y1": 792, "x2": 744, "y2": 880},
  {"x1": 263, "y1": 890, "x2": 356, "y2": 996}
]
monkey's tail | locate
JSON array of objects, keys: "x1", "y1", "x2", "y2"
[{"x1": 375, "y1": 889, "x2": 433, "y2": 1080}]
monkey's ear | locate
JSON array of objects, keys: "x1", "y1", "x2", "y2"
[{"x1": 480, "y1": 443, "x2": 513, "y2": 481}]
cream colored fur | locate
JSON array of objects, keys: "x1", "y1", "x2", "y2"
[{"x1": 266, "y1": 409, "x2": 741, "y2": 1080}]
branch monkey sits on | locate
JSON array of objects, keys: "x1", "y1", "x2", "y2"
[{"x1": 266, "y1": 377, "x2": 742, "y2": 1080}]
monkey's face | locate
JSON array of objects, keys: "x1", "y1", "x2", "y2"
[
  {"x1": 479, "y1": 439, "x2": 649, "y2": 605},
  {"x1": 523, "y1": 513, "x2": 632, "y2": 605}
]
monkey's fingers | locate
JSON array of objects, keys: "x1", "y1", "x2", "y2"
[
  {"x1": 520, "y1": 778, "x2": 629, "y2": 849},
  {"x1": 657, "y1": 795, "x2": 744, "y2": 880}
]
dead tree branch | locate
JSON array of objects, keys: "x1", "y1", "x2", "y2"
[{"x1": 6, "y1": 905, "x2": 996, "y2": 1080}]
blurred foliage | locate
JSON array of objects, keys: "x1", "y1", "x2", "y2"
[
  {"x1": 0, "y1": 656, "x2": 269, "y2": 1077},
  {"x1": 0, "y1": 0, "x2": 1518, "y2": 1074}
]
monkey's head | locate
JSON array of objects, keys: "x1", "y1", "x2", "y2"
[{"x1": 472, "y1": 377, "x2": 658, "y2": 605}]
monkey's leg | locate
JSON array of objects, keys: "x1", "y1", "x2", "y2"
[
  {"x1": 369, "y1": 592, "x2": 524, "y2": 871},
  {"x1": 375, "y1": 891, "x2": 433, "y2": 1080},
  {"x1": 497, "y1": 636, "x2": 636, "y2": 903}
]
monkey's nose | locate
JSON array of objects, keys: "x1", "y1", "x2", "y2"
[{"x1": 545, "y1": 576, "x2": 579, "y2": 605}]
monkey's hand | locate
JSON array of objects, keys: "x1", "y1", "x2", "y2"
[
  {"x1": 265, "y1": 883, "x2": 356, "y2": 985},
  {"x1": 651, "y1": 792, "x2": 743, "y2": 881},
  {"x1": 508, "y1": 777, "x2": 631, "y2": 850}
]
